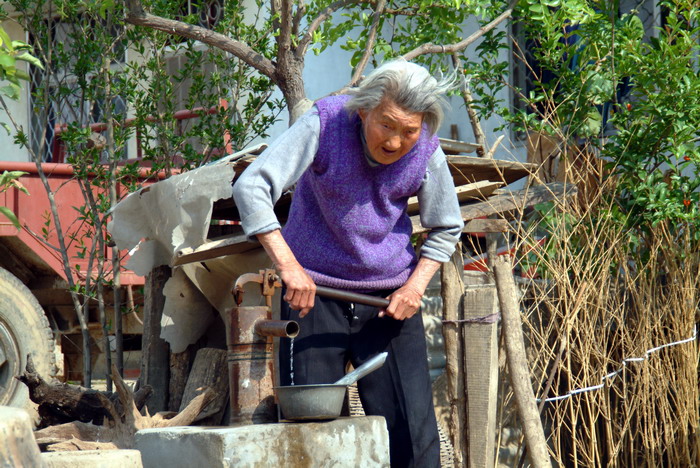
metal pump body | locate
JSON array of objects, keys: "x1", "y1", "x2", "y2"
[{"x1": 227, "y1": 269, "x2": 298, "y2": 425}]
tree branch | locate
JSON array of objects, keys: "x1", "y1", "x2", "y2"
[
  {"x1": 452, "y1": 52, "x2": 487, "y2": 157},
  {"x1": 292, "y1": 2, "x2": 306, "y2": 38},
  {"x1": 297, "y1": 0, "x2": 360, "y2": 57},
  {"x1": 365, "y1": 1, "x2": 426, "y2": 16},
  {"x1": 278, "y1": 0, "x2": 293, "y2": 55},
  {"x1": 349, "y1": 0, "x2": 386, "y2": 86},
  {"x1": 402, "y1": 0, "x2": 517, "y2": 61},
  {"x1": 124, "y1": 0, "x2": 277, "y2": 80}
]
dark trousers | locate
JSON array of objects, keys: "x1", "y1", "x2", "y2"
[{"x1": 279, "y1": 290, "x2": 441, "y2": 468}]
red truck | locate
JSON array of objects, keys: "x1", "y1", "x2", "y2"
[{"x1": 0, "y1": 161, "x2": 147, "y2": 414}]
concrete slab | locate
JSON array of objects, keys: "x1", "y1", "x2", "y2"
[
  {"x1": 41, "y1": 449, "x2": 143, "y2": 468},
  {"x1": 0, "y1": 406, "x2": 45, "y2": 468},
  {"x1": 136, "y1": 416, "x2": 390, "y2": 468}
]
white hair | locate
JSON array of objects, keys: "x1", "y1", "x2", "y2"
[{"x1": 344, "y1": 58, "x2": 457, "y2": 134}]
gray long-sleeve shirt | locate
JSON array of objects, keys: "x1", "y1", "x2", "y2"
[{"x1": 233, "y1": 107, "x2": 464, "y2": 263}]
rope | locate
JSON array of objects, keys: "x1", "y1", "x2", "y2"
[
  {"x1": 539, "y1": 325, "x2": 698, "y2": 403},
  {"x1": 442, "y1": 313, "x2": 500, "y2": 325}
]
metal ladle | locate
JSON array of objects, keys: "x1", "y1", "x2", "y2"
[{"x1": 333, "y1": 352, "x2": 388, "y2": 385}]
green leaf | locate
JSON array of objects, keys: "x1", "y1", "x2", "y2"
[
  {"x1": 14, "y1": 69, "x2": 29, "y2": 81},
  {"x1": 11, "y1": 40, "x2": 31, "y2": 51},
  {"x1": 0, "y1": 206, "x2": 21, "y2": 229},
  {"x1": 0, "y1": 53, "x2": 15, "y2": 69},
  {"x1": 0, "y1": 83, "x2": 20, "y2": 100},
  {"x1": 99, "y1": 0, "x2": 116, "y2": 19},
  {"x1": 580, "y1": 108, "x2": 602, "y2": 137},
  {"x1": 0, "y1": 27, "x2": 11, "y2": 51},
  {"x1": 16, "y1": 52, "x2": 43, "y2": 70}
]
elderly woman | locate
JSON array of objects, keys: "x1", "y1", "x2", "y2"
[{"x1": 233, "y1": 59, "x2": 463, "y2": 467}]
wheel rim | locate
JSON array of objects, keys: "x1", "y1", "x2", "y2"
[{"x1": 0, "y1": 316, "x2": 21, "y2": 405}]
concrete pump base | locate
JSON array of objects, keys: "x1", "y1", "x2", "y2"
[{"x1": 135, "y1": 416, "x2": 390, "y2": 468}]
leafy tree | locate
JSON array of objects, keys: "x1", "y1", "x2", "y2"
[
  {"x1": 509, "y1": 0, "x2": 700, "y2": 244},
  {"x1": 124, "y1": 0, "x2": 519, "y2": 129},
  {"x1": 2, "y1": 0, "x2": 294, "y2": 390}
]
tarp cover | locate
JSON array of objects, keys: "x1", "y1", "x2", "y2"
[{"x1": 108, "y1": 144, "x2": 272, "y2": 352}]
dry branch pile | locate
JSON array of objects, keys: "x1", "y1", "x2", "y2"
[{"x1": 17, "y1": 357, "x2": 215, "y2": 451}]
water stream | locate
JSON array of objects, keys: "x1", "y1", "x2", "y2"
[{"x1": 289, "y1": 337, "x2": 295, "y2": 386}]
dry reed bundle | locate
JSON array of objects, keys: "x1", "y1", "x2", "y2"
[{"x1": 494, "y1": 147, "x2": 699, "y2": 467}]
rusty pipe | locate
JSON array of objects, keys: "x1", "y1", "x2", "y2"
[
  {"x1": 315, "y1": 285, "x2": 391, "y2": 308},
  {"x1": 255, "y1": 320, "x2": 299, "y2": 338}
]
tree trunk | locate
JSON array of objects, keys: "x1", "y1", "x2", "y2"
[
  {"x1": 276, "y1": 48, "x2": 308, "y2": 125},
  {"x1": 33, "y1": 364, "x2": 215, "y2": 451}
]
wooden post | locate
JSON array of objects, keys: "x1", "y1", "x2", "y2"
[
  {"x1": 168, "y1": 348, "x2": 193, "y2": 412},
  {"x1": 441, "y1": 247, "x2": 466, "y2": 467},
  {"x1": 493, "y1": 256, "x2": 552, "y2": 468},
  {"x1": 180, "y1": 348, "x2": 229, "y2": 425},
  {"x1": 462, "y1": 271, "x2": 499, "y2": 468},
  {"x1": 140, "y1": 265, "x2": 171, "y2": 413}
]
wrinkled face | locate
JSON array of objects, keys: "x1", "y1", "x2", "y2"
[{"x1": 358, "y1": 98, "x2": 424, "y2": 165}]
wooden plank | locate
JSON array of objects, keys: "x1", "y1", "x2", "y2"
[
  {"x1": 168, "y1": 348, "x2": 193, "y2": 412},
  {"x1": 439, "y1": 137, "x2": 481, "y2": 155},
  {"x1": 179, "y1": 348, "x2": 229, "y2": 425},
  {"x1": 188, "y1": 181, "x2": 559, "y2": 266},
  {"x1": 173, "y1": 234, "x2": 260, "y2": 266},
  {"x1": 462, "y1": 272, "x2": 499, "y2": 468},
  {"x1": 447, "y1": 155, "x2": 537, "y2": 187},
  {"x1": 412, "y1": 182, "x2": 577, "y2": 235},
  {"x1": 406, "y1": 180, "x2": 502, "y2": 215},
  {"x1": 463, "y1": 218, "x2": 510, "y2": 233},
  {"x1": 214, "y1": 153, "x2": 534, "y2": 223},
  {"x1": 200, "y1": 184, "x2": 573, "y2": 267}
]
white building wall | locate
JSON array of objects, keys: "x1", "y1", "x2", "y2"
[{"x1": 0, "y1": 20, "x2": 31, "y2": 163}]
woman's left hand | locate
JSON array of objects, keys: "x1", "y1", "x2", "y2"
[
  {"x1": 378, "y1": 257, "x2": 441, "y2": 320},
  {"x1": 380, "y1": 285, "x2": 423, "y2": 320}
]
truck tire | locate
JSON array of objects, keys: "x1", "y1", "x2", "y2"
[{"x1": 0, "y1": 266, "x2": 56, "y2": 415}]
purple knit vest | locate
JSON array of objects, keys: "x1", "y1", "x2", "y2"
[{"x1": 282, "y1": 95, "x2": 439, "y2": 290}]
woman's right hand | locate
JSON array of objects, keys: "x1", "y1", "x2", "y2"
[
  {"x1": 256, "y1": 229, "x2": 316, "y2": 317},
  {"x1": 279, "y1": 263, "x2": 316, "y2": 317}
]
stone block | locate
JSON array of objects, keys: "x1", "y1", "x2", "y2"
[
  {"x1": 0, "y1": 406, "x2": 44, "y2": 468},
  {"x1": 41, "y1": 449, "x2": 143, "y2": 468},
  {"x1": 136, "y1": 416, "x2": 389, "y2": 468}
]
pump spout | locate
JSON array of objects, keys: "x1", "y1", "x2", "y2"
[{"x1": 255, "y1": 320, "x2": 299, "y2": 338}]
